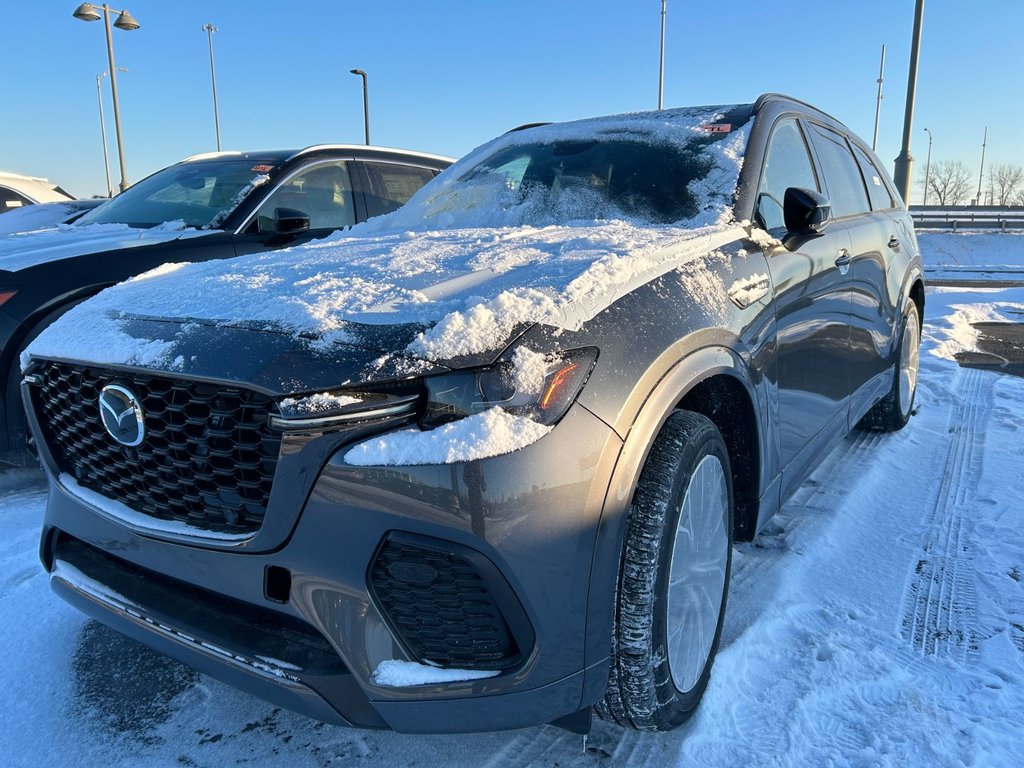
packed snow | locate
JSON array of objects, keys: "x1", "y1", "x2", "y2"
[
  {"x1": 372, "y1": 660, "x2": 500, "y2": 687},
  {"x1": 344, "y1": 407, "x2": 552, "y2": 466},
  {"x1": 26, "y1": 107, "x2": 751, "y2": 371}
]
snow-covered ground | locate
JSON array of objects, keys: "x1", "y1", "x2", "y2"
[{"x1": 1, "y1": 237, "x2": 1023, "y2": 766}]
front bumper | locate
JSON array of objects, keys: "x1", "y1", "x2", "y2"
[{"x1": 38, "y1": 403, "x2": 623, "y2": 733}]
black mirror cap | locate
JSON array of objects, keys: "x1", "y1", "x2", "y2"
[
  {"x1": 783, "y1": 187, "x2": 831, "y2": 236},
  {"x1": 274, "y1": 207, "x2": 311, "y2": 234}
]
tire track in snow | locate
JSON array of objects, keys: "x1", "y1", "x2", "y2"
[{"x1": 900, "y1": 367, "x2": 989, "y2": 661}]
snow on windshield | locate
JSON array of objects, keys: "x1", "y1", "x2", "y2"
[{"x1": 26, "y1": 106, "x2": 752, "y2": 371}]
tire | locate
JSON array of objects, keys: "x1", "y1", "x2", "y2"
[
  {"x1": 858, "y1": 301, "x2": 921, "y2": 432},
  {"x1": 596, "y1": 410, "x2": 733, "y2": 731}
]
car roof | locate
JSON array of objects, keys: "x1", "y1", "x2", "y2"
[{"x1": 180, "y1": 146, "x2": 454, "y2": 166}]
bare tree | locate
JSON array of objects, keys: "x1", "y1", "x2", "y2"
[
  {"x1": 986, "y1": 163, "x2": 1024, "y2": 206},
  {"x1": 921, "y1": 160, "x2": 973, "y2": 206}
]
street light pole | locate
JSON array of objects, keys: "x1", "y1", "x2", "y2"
[
  {"x1": 73, "y1": 3, "x2": 140, "y2": 193},
  {"x1": 350, "y1": 69, "x2": 370, "y2": 145},
  {"x1": 202, "y1": 23, "x2": 222, "y2": 151},
  {"x1": 892, "y1": 0, "x2": 925, "y2": 203},
  {"x1": 872, "y1": 43, "x2": 885, "y2": 151},
  {"x1": 96, "y1": 72, "x2": 113, "y2": 197},
  {"x1": 658, "y1": 0, "x2": 667, "y2": 110},
  {"x1": 922, "y1": 128, "x2": 933, "y2": 206},
  {"x1": 976, "y1": 126, "x2": 988, "y2": 205}
]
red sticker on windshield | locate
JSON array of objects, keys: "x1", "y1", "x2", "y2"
[
  {"x1": 702, "y1": 123, "x2": 732, "y2": 133},
  {"x1": 251, "y1": 164, "x2": 274, "y2": 172}
]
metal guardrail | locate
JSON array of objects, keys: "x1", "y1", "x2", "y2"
[{"x1": 910, "y1": 205, "x2": 1024, "y2": 231}]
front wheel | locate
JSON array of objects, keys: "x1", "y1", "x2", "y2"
[{"x1": 596, "y1": 410, "x2": 733, "y2": 731}]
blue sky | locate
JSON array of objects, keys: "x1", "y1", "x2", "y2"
[{"x1": 3, "y1": 1, "x2": 1020, "y2": 202}]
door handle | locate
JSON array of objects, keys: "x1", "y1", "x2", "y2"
[
  {"x1": 834, "y1": 249, "x2": 852, "y2": 269},
  {"x1": 888, "y1": 236, "x2": 901, "y2": 249}
]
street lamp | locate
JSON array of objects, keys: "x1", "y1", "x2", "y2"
[
  {"x1": 202, "y1": 23, "x2": 222, "y2": 151},
  {"x1": 892, "y1": 0, "x2": 925, "y2": 203},
  {"x1": 73, "y1": 3, "x2": 140, "y2": 192},
  {"x1": 922, "y1": 128, "x2": 933, "y2": 206},
  {"x1": 350, "y1": 69, "x2": 370, "y2": 145}
]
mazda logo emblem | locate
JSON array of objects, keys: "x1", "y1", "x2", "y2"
[{"x1": 98, "y1": 384, "x2": 145, "y2": 447}]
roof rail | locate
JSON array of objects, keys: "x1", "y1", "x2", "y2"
[
  {"x1": 506, "y1": 122, "x2": 551, "y2": 133},
  {"x1": 287, "y1": 144, "x2": 456, "y2": 163}
]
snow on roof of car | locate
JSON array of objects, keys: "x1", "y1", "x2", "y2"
[{"x1": 26, "y1": 105, "x2": 755, "y2": 372}]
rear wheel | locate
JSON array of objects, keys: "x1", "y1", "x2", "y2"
[
  {"x1": 596, "y1": 410, "x2": 733, "y2": 731},
  {"x1": 859, "y1": 301, "x2": 921, "y2": 432}
]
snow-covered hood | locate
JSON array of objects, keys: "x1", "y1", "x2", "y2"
[
  {"x1": 26, "y1": 221, "x2": 749, "y2": 386},
  {"x1": 0, "y1": 221, "x2": 213, "y2": 273}
]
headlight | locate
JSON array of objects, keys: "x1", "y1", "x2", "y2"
[{"x1": 422, "y1": 346, "x2": 597, "y2": 428}]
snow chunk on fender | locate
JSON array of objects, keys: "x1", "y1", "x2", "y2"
[{"x1": 344, "y1": 407, "x2": 551, "y2": 466}]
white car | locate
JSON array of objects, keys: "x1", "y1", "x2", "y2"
[{"x1": 0, "y1": 172, "x2": 74, "y2": 213}]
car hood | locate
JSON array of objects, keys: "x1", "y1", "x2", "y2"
[
  {"x1": 28, "y1": 314, "x2": 448, "y2": 396},
  {"x1": 25, "y1": 221, "x2": 749, "y2": 391},
  {"x1": 0, "y1": 221, "x2": 214, "y2": 273}
]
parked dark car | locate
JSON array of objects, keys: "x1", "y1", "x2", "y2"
[
  {"x1": 0, "y1": 145, "x2": 452, "y2": 463},
  {"x1": 24, "y1": 94, "x2": 923, "y2": 734}
]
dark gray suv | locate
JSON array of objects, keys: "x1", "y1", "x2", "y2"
[{"x1": 23, "y1": 94, "x2": 923, "y2": 734}]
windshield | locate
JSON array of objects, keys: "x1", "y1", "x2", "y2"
[
  {"x1": 380, "y1": 107, "x2": 752, "y2": 231},
  {"x1": 75, "y1": 158, "x2": 277, "y2": 229}
]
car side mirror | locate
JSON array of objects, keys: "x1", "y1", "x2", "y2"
[
  {"x1": 783, "y1": 187, "x2": 831, "y2": 236},
  {"x1": 273, "y1": 207, "x2": 310, "y2": 234}
]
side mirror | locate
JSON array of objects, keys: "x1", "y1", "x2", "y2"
[
  {"x1": 273, "y1": 207, "x2": 310, "y2": 234},
  {"x1": 783, "y1": 187, "x2": 831, "y2": 236}
]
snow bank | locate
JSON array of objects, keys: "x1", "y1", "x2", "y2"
[
  {"x1": 919, "y1": 231, "x2": 1024, "y2": 274},
  {"x1": 372, "y1": 659, "x2": 499, "y2": 686},
  {"x1": 344, "y1": 407, "x2": 551, "y2": 466}
]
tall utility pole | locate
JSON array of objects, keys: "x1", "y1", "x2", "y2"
[
  {"x1": 872, "y1": 44, "x2": 885, "y2": 151},
  {"x1": 657, "y1": 0, "x2": 667, "y2": 110},
  {"x1": 976, "y1": 126, "x2": 988, "y2": 205},
  {"x1": 202, "y1": 23, "x2": 221, "y2": 151},
  {"x1": 96, "y1": 72, "x2": 113, "y2": 197},
  {"x1": 892, "y1": 0, "x2": 926, "y2": 203}
]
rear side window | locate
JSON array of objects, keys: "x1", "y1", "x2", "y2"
[
  {"x1": 363, "y1": 162, "x2": 436, "y2": 218},
  {"x1": 851, "y1": 143, "x2": 895, "y2": 211},
  {"x1": 806, "y1": 123, "x2": 871, "y2": 219},
  {"x1": 755, "y1": 119, "x2": 819, "y2": 231}
]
